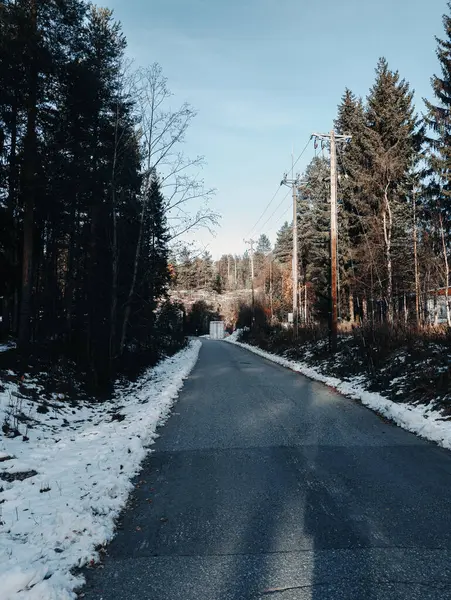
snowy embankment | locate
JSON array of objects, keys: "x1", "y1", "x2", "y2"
[
  {"x1": 0, "y1": 340, "x2": 201, "y2": 600},
  {"x1": 0, "y1": 341, "x2": 16, "y2": 353},
  {"x1": 226, "y1": 330, "x2": 451, "y2": 450}
]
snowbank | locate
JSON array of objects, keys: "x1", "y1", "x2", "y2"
[
  {"x1": 0, "y1": 340, "x2": 201, "y2": 600},
  {"x1": 0, "y1": 341, "x2": 16, "y2": 353},
  {"x1": 226, "y1": 333, "x2": 451, "y2": 451}
]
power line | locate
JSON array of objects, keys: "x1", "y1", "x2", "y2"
[
  {"x1": 272, "y1": 203, "x2": 293, "y2": 230},
  {"x1": 290, "y1": 136, "x2": 313, "y2": 173},
  {"x1": 256, "y1": 188, "x2": 291, "y2": 235},
  {"x1": 246, "y1": 137, "x2": 313, "y2": 238},
  {"x1": 246, "y1": 185, "x2": 283, "y2": 238}
]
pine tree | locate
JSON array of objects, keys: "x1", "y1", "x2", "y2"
[
  {"x1": 127, "y1": 175, "x2": 170, "y2": 349},
  {"x1": 334, "y1": 89, "x2": 369, "y2": 320},
  {"x1": 424, "y1": 2, "x2": 451, "y2": 324},
  {"x1": 176, "y1": 248, "x2": 198, "y2": 290},
  {"x1": 365, "y1": 58, "x2": 419, "y2": 322},
  {"x1": 212, "y1": 272, "x2": 223, "y2": 294},
  {"x1": 256, "y1": 234, "x2": 272, "y2": 255},
  {"x1": 424, "y1": 3, "x2": 451, "y2": 211},
  {"x1": 201, "y1": 251, "x2": 214, "y2": 288},
  {"x1": 303, "y1": 156, "x2": 330, "y2": 317},
  {"x1": 253, "y1": 233, "x2": 271, "y2": 282},
  {"x1": 0, "y1": 1, "x2": 202, "y2": 390},
  {"x1": 4, "y1": 0, "x2": 87, "y2": 348},
  {"x1": 274, "y1": 222, "x2": 292, "y2": 264}
]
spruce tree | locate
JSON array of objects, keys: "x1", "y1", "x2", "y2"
[
  {"x1": 128, "y1": 175, "x2": 170, "y2": 350},
  {"x1": 334, "y1": 89, "x2": 369, "y2": 319},
  {"x1": 303, "y1": 156, "x2": 330, "y2": 317},
  {"x1": 424, "y1": 3, "x2": 451, "y2": 213},
  {"x1": 424, "y1": 2, "x2": 451, "y2": 323},
  {"x1": 256, "y1": 234, "x2": 272, "y2": 255},
  {"x1": 365, "y1": 58, "x2": 419, "y2": 321},
  {"x1": 254, "y1": 234, "x2": 271, "y2": 278},
  {"x1": 274, "y1": 222, "x2": 292, "y2": 264},
  {"x1": 176, "y1": 248, "x2": 198, "y2": 290},
  {"x1": 201, "y1": 251, "x2": 214, "y2": 288}
]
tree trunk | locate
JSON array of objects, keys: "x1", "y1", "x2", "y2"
[
  {"x1": 7, "y1": 22, "x2": 19, "y2": 337},
  {"x1": 2, "y1": 296, "x2": 10, "y2": 333},
  {"x1": 439, "y1": 213, "x2": 451, "y2": 327},
  {"x1": 349, "y1": 291, "x2": 354, "y2": 323},
  {"x1": 382, "y1": 184, "x2": 393, "y2": 324},
  {"x1": 18, "y1": 0, "x2": 38, "y2": 349},
  {"x1": 120, "y1": 82, "x2": 158, "y2": 355},
  {"x1": 412, "y1": 190, "x2": 420, "y2": 328},
  {"x1": 362, "y1": 297, "x2": 368, "y2": 322},
  {"x1": 120, "y1": 184, "x2": 148, "y2": 354},
  {"x1": 64, "y1": 206, "x2": 77, "y2": 339},
  {"x1": 87, "y1": 204, "x2": 98, "y2": 369},
  {"x1": 109, "y1": 103, "x2": 120, "y2": 366},
  {"x1": 109, "y1": 193, "x2": 118, "y2": 362}
]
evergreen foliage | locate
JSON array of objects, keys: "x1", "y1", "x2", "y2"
[{"x1": 0, "y1": 1, "x2": 203, "y2": 391}]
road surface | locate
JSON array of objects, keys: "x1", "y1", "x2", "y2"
[{"x1": 81, "y1": 339, "x2": 451, "y2": 599}]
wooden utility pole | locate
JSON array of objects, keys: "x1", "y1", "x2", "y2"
[
  {"x1": 330, "y1": 130, "x2": 338, "y2": 351},
  {"x1": 281, "y1": 174, "x2": 305, "y2": 336},
  {"x1": 312, "y1": 131, "x2": 351, "y2": 352},
  {"x1": 269, "y1": 255, "x2": 274, "y2": 321},
  {"x1": 244, "y1": 239, "x2": 256, "y2": 327},
  {"x1": 244, "y1": 239, "x2": 255, "y2": 281},
  {"x1": 292, "y1": 180, "x2": 299, "y2": 334}
]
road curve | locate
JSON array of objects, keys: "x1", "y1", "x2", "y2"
[{"x1": 81, "y1": 339, "x2": 451, "y2": 600}]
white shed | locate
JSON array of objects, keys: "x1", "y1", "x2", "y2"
[{"x1": 209, "y1": 321, "x2": 225, "y2": 340}]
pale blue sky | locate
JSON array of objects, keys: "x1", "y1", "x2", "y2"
[{"x1": 106, "y1": 0, "x2": 447, "y2": 258}]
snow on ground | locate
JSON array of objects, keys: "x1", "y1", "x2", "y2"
[
  {"x1": 0, "y1": 341, "x2": 16, "y2": 353},
  {"x1": 0, "y1": 340, "x2": 201, "y2": 600},
  {"x1": 226, "y1": 332, "x2": 451, "y2": 451}
]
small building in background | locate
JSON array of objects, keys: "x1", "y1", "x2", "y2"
[
  {"x1": 209, "y1": 321, "x2": 225, "y2": 340},
  {"x1": 427, "y1": 287, "x2": 451, "y2": 325}
]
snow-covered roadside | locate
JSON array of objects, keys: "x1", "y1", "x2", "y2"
[
  {"x1": 226, "y1": 331, "x2": 451, "y2": 451},
  {"x1": 0, "y1": 341, "x2": 16, "y2": 353},
  {"x1": 0, "y1": 340, "x2": 201, "y2": 600}
]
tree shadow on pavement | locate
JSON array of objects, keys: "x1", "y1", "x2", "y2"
[{"x1": 79, "y1": 341, "x2": 451, "y2": 600}]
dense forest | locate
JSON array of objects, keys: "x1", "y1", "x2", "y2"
[
  {"x1": 0, "y1": 1, "x2": 215, "y2": 391},
  {"x1": 174, "y1": 36, "x2": 451, "y2": 331},
  {"x1": 1, "y1": 0, "x2": 451, "y2": 393}
]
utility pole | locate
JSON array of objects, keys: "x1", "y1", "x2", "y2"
[
  {"x1": 312, "y1": 131, "x2": 351, "y2": 352},
  {"x1": 330, "y1": 130, "x2": 338, "y2": 350},
  {"x1": 244, "y1": 238, "x2": 256, "y2": 328},
  {"x1": 281, "y1": 174, "x2": 307, "y2": 336},
  {"x1": 269, "y1": 254, "x2": 274, "y2": 322}
]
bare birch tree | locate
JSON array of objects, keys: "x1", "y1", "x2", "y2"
[{"x1": 119, "y1": 63, "x2": 218, "y2": 354}]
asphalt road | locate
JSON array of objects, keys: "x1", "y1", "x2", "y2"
[{"x1": 81, "y1": 339, "x2": 451, "y2": 600}]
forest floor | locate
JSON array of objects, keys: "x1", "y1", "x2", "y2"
[
  {"x1": 227, "y1": 328, "x2": 451, "y2": 450},
  {"x1": 0, "y1": 340, "x2": 201, "y2": 600}
]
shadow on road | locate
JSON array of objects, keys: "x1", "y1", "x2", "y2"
[{"x1": 80, "y1": 340, "x2": 451, "y2": 600}]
